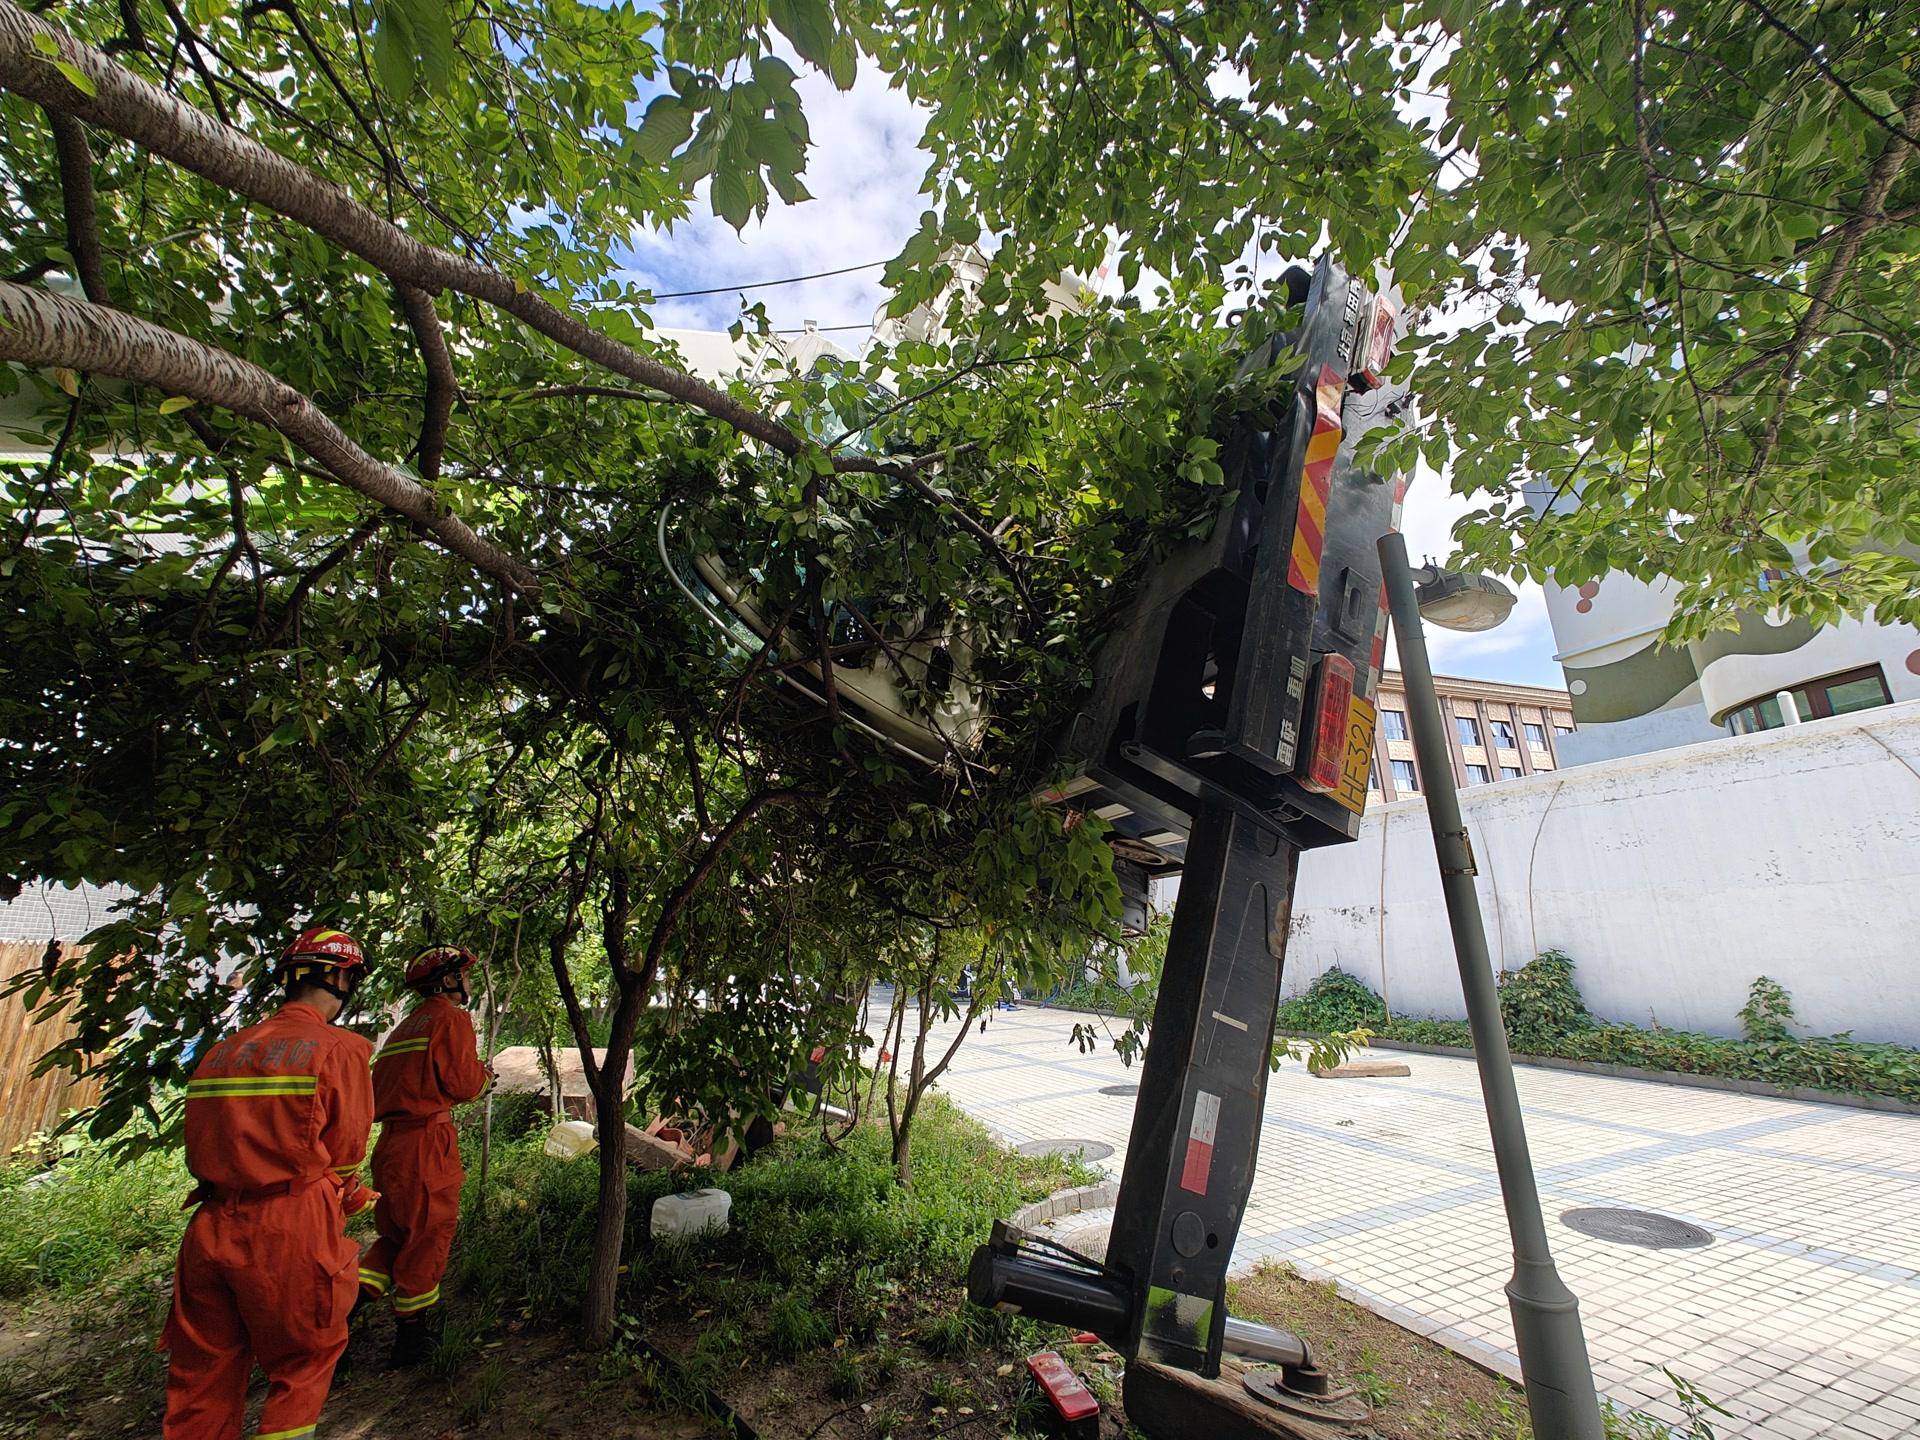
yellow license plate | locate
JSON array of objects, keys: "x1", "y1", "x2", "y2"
[{"x1": 1332, "y1": 695, "x2": 1377, "y2": 815}]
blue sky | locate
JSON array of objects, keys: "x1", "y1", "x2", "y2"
[{"x1": 609, "y1": 51, "x2": 1569, "y2": 692}]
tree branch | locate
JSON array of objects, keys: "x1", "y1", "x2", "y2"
[
  {"x1": 0, "y1": 281, "x2": 540, "y2": 595},
  {"x1": 263, "y1": 512, "x2": 384, "y2": 646},
  {"x1": 511, "y1": 383, "x2": 674, "y2": 404},
  {"x1": 396, "y1": 284, "x2": 454, "y2": 481},
  {"x1": 0, "y1": 2, "x2": 1045, "y2": 597},
  {"x1": 1748, "y1": 74, "x2": 1920, "y2": 478},
  {"x1": 1738, "y1": 0, "x2": 1920, "y2": 147},
  {"x1": 46, "y1": 109, "x2": 108, "y2": 303},
  {"x1": 0, "y1": 1, "x2": 808, "y2": 457},
  {"x1": 1118, "y1": 0, "x2": 1279, "y2": 168},
  {"x1": 639, "y1": 788, "x2": 807, "y2": 982}
]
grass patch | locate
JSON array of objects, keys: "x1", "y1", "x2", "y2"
[
  {"x1": 0, "y1": 1141, "x2": 187, "y2": 1296},
  {"x1": 2, "y1": 1085, "x2": 1082, "y2": 1438}
]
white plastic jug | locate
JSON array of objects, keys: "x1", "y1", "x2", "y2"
[
  {"x1": 542, "y1": 1119, "x2": 598, "y2": 1161},
  {"x1": 650, "y1": 1187, "x2": 732, "y2": 1239}
]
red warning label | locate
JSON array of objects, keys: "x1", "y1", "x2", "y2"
[{"x1": 1178, "y1": 1090, "x2": 1222, "y2": 1196}]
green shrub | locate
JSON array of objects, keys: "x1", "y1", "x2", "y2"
[
  {"x1": 1496, "y1": 948, "x2": 1594, "y2": 1052},
  {"x1": 1378, "y1": 1017, "x2": 1473, "y2": 1047},
  {"x1": 1275, "y1": 967, "x2": 1388, "y2": 1033},
  {"x1": 1738, "y1": 976, "x2": 1797, "y2": 1043},
  {"x1": 450, "y1": 1090, "x2": 1086, "y2": 1349},
  {"x1": 1271, "y1": 952, "x2": 1920, "y2": 1104}
]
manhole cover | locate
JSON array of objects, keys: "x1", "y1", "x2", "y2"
[
  {"x1": 1560, "y1": 1208, "x2": 1712, "y2": 1249},
  {"x1": 1099, "y1": 1084, "x2": 1140, "y2": 1097},
  {"x1": 1015, "y1": 1138, "x2": 1115, "y2": 1161}
]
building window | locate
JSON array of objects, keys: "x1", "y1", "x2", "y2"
[
  {"x1": 1499, "y1": 766, "x2": 1523, "y2": 781},
  {"x1": 1379, "y1": 708, "x2": 1409, "y2": 741},
  {"x1": 1490, "y1": 717, "x2": 1517, "y2": 750},
  {"x1": 1390, "y1": 758, "x2": 1419, "y2": 792},
  {"x1": 1725, "y1": 665, "x2": 1893, "y2": 736},
  {"x1": 1553, "y1": 720, "x2": 1575, "y2": 736},
  {"x1": 1465, "y1": 763, "x2": 1492, "y2": 785},
  {"x1": 1455, "y1": 714, "x2": 1482, "y2": 748},
  {"x1": 1368, "y1": 762, "x2": 1381, "y2": 793},
  {"x1": 1524, "y1": 721, "x2": 1549, "y2": 750}
]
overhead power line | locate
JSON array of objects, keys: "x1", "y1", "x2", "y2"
[
  {"x1": 774, "y1": 322, "x2": 874, "y2": 334},
  {"x1": 648, "y1": 259, "x2": 887, "y2": 301}
]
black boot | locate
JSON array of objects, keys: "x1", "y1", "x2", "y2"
[
  {"x1": 334, "y1": 1289, "x2": 378, "y2": 1382},
  {"x1": 389, "y1": 1310, "x2": 440, "y2": 1369}
]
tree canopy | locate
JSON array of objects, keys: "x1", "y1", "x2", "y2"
[{"x1": 2, "y1": 0, "x2": 1916, "y2": 1167}]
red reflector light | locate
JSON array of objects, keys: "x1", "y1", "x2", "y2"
[
  {"x1": 1300, "y1": 654, "x2": 1357, "y2": 794},
  {"x1": 808, "y1": 1045, "x2": 826, "y2": 1064},
  {"x1": 1360, "y1": 294, "x2": 1398, "y2": 388},
  {"x1": 1026, "y1": 1351, "x2": 1100, "y2": 1422}
]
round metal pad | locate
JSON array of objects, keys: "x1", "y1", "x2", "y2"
[
  {"x1": 1560, "y1": 1207, "x2": 1713, "y2": 1249},
  {"x1": 1243, "y1": 1367, "x2": 1371, "y2": 1426},
  {"x1": 1014, "y1": 1138, "x2": 1115, "y2": 1162}
]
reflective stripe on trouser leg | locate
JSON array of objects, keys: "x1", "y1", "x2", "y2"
[
  {"x1": 392, "y1": 1284, "x2": 440, "y2": 1314},
  {"x1": 251, "y1": 1427, "x2": 317, "y2": 1440},
  {"x1": 357, "y1": 1267, "x2": 390, "y2": 1296}
]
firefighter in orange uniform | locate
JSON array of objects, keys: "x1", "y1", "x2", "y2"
[
  {"x1": 355, "y1": 945, "x2": 491, "y2": 1365},
  {"x1": 160, "y1": 926, "x2": 376, "y2": 1440}
]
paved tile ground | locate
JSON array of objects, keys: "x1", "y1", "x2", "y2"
[{"x1": 924, "y1": 1002, "x2": 1920, "y2": 1438}]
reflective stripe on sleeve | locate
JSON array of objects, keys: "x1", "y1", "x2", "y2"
[
  {"x1": 392, "y1": 1284, "x2": 440, "y2": 1313},
  {"x1": 373, "y1": 1037, "x2": 430, "y2": 1063},
  {"x1": 186, "y1": 1075, "x2": 318, "y2": 1098}
]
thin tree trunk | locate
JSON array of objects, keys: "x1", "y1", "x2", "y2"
[
  {"x1": 581, "y1": 973, "x2": 643, "y2": 1349},
  {"x1": 477, "y1": 916, "x2": 519, "y2": 1215}
]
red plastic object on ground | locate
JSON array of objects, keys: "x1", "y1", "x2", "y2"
[
  {"x1": 1069, "y1": 1332, "x2": 1100, "y2": 1345},
  {"x1": 1026, "y1": 1351, "x2": 1100, "y2": 1438}
]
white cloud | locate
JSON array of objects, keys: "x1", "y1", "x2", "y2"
[{"x1": 614, "y1": 53, "x2": 930, "y2": 341}]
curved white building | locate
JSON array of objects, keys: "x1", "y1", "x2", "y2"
[{"x1": 1524, "y1": 482, "x2": 1920, "y2": 764}]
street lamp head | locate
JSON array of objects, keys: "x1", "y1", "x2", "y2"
[{"x1": 1410, "y1": 563, "x2": 1518, "y2": 632}]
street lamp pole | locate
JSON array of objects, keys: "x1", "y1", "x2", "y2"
[{"x1": 1377, "y1": 530, "x2": 1606, "y2": 1440}]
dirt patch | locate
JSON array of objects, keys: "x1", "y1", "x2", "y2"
[
  {"x1": 0, "y1": 1301, "x2": 707, "y2": 1440},
  {"x1": 644, "y1": 1282, "x2": 1135, "y2": 1440},
  {"x1": 1227, "y1": 1260, "x2": 1529, "y2": 1440},
  {"x1": 6, "y1": 1253, "x2": 1532, "y2": 1440}
]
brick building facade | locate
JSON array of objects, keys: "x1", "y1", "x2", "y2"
[{"x1": 1368, "y1": 670, "x2": 1576, "y2": 803}]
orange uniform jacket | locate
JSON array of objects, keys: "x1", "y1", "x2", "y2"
[
  {"x1": 181, "y1": 1001, "x2": 377, "y2": 1207},
  {"x1": 359, "y1": 996, "x2": 489, "y2": 1314},
  {"x1": 162, "y1": 1001, "x2": 375, "y2": 1440},
  {"x1": 371, "y1": 995, "x2": 490, "y2": 1122}
]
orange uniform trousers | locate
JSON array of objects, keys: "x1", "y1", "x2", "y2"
[
  {"x1": 359, "y1": 1116, "x2": 462, "y2": 1316},
  {"x1": 161, "y1": 1181, "x2": 359, "y2": 1440}
]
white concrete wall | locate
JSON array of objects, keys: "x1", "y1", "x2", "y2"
[
  {"x1": 1554, "y1": 694, "x2": 1722, "y2": 768},
  {"x1": 1284, "y1": 700, "x2": 1920, "y2": 1046}
]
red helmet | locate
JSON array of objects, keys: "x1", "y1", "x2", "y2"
[
  {"x1": 404, "y1": 944, "x2": 477, "y2": 991},
  {"x1": 274, "y1": 926, "x2": 368, "y2": 980}
]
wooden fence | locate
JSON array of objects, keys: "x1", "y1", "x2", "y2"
[{"x1": 0, "y1": 942, "x2": 102, "y2": 1155}]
